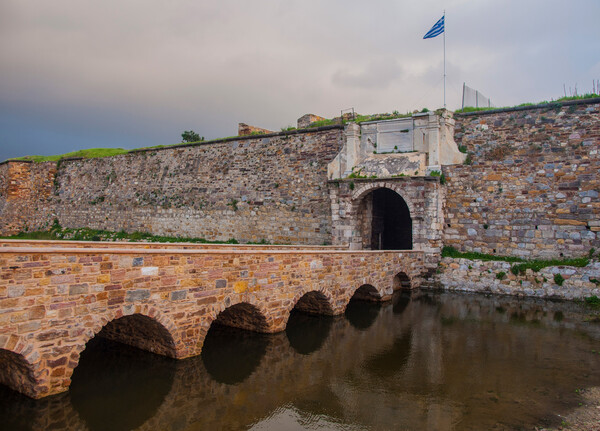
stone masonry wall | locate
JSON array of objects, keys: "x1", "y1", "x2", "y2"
[
  {"x1": 435, "y1": 257, "x2": 600, "y2": 300},
  {"x1": 0, "y1": 161, "x2": 57, "y2": 235},
  {"x1": 445, "y1": 99, "x2": 600, "y2": 258},
  {"x1": 0, "y1": 127, "x2": 343, "y2": 245}
]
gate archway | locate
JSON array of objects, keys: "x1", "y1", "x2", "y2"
[{"x1": 357, "y1": 187, "x2": 412, "y2": 250}]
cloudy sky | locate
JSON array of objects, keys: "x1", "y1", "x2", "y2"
[{"x1": 1, "y1": 0, "x2": 599, "y2": 161}]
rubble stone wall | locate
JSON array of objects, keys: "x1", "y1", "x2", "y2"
[
  {"x1": 434, "y1": 256, "x2": 600, "y2": 300},
  {"x1": 0, "y1": 127, "x2": 343, "y2": 245},
  {"x1": 446, "y1": 100, "x2": 600, "y2": 258}
]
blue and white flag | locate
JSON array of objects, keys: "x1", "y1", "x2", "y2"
[{"x1": 423, "y1": 15, "x2": 444, "y2": 39}]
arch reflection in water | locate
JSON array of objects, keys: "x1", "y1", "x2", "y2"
[
  {"x1": 285, "y1": 310, "x2": 333, "y2": 355},
  {"x1": 69, "y1": 337, "x2": 176, "y2": 431},
  {"x1": 365, "y1": 329, "x2": 413, "y2": 378},
  {"x1": 345, "y1": 300, "x2": 382, "y2": 330},
  {"x1": 201, "y1": 324, "x2": 270, "y2": 385},
  {"x1": 392, "y1": 291, "x2": 412, "y2": 314}
]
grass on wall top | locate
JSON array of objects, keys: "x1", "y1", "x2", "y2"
[{"x1": 9, "y1": 94, "x2": 600, "y2": 163}]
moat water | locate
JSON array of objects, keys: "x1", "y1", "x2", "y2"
[{"x1": 2, "y1": 290, "x2": 600, "y2": 431}]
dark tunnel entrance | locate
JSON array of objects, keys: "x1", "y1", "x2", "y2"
[{"x1": 359, "y1": 188, "x2": 412, "y2": 250}]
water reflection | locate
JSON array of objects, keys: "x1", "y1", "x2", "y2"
[
  {"x1": 70, "y1": 337, "x2": 176, "y2": 431},
  {"x1": 364, "y1": 330, "x2": 412, "y2": 378},
  {"x1": 201, "y1": 324, "x2": 270, "y2": 385},
  {"x1": 2, "y1": 290, "x2": 600, "y2": 430},
  {"x1": 286, "y1": 310, "x2": 333, "y2": 355},
  {"x1": 344, "y1": 300, "x2": 381, "y2": 330},
  {"x1": 392, "y1": 291, "x2": 411, "y2": 314}
]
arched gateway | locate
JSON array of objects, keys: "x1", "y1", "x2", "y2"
[
  {"x1": 328, "y1": 177, "x2": 443, "y2": 263},
  {"x1": 357, "y1": 187, "x2": 412, "y2": 250}
]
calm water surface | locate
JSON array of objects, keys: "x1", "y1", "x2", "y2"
[{"x1": 2, "y1": 290, "x2": 600, "y2": 431}]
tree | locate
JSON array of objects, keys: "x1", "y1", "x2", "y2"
[{"x1": 181, "y1": 130, "x2": 202, "y2": 143}]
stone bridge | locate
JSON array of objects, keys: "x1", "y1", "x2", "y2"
[{"x1": 0, "y1": 241, "x2": 425, "y2": 398}]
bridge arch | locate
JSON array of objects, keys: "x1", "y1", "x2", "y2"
[
  {"x1": 208, "y1": 301, "x2": 271, "y2": 333},
  {"x1": 352, "y1": 185, "x2": 413, "y2": 250},
  {"x1": 349, "y1": 284, "x2": 383, "y2": 303},
  {"x1": 62, "y1": 306, "x2": 180, "y2": 392},
  {"x1": 345, "y1": 285, "x2": 383, "y2": 331},
  {"x1": 393, "y1": 272, "x2": 412, "y2": 291},
  {"x1": 289, "y1": 289, "x2": 335, "y2": 316},
  {"x1": 0, "y1": 347, "x2": 39, "y2": 398}
]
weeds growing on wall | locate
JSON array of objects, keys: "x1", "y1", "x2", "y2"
[
  {"x1": 428, "y1": 170, "x2": 446, "y2": 184},
  {"x1": 0, "y1": 220, "x2": 239, "y2": 244},
  {"x1": 442, "y1": 246, "x2": 590, "y2": 272},
  {"x1": 585, "y1": 296, "x2": 600, "y2": 309}
]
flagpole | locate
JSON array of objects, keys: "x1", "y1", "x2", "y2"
[{"x1": 443, "y1": 10, "x2": 446, "y2": 109}]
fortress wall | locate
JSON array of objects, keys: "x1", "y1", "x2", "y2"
[
  {"x1": 445, "y1": 100, "x2": 600, "y2": 258},
  {"x1": 1, "y1": 128, "x2": 343, "y2": 244},
  {"x1": 0, "y1": 161, "x2": 57, "y2": 236}
]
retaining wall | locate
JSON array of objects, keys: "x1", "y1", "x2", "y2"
[{"x1": 435, "y1": 257, "x2": 600, "y2": 300}]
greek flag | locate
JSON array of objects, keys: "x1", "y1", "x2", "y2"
[{"x1": 423, "y1": 16, "x2": 444, "y2": 39}]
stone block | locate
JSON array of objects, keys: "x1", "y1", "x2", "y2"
[{"x1": 125, "y1": 289, "x2": 151, "y2": 302}]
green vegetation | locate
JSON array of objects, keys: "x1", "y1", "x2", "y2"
[
  {"x1": 12, "y1": 148, "x2": 130, "y2": 163},
  {"x1": 347, "y1": 172, "x2": 367, "y2": 179},
  {"x1": 1, "y1": 220, "x2": 238, "y2": 244},
  {"x1": 496, "y1": 271, "x2": 506, "y2": 280},
  {"x1": 428, "y1": 170, "x2": 446, "y2": 184},
  {"x1": 442, "y1": 246, "x2": 590, "y2": 273},
  {"x1": 554, "y1": 273, "x2": 565, "y2": 286},
  {"x1": 306, "y1": 111, "x2": 415, "y2": 129},
  {"x1": 181, "y1": 130, "x2": 203, "y2": 143},
  {"x1": 227, "y1": 199, "x2": 239, "y2": 211},
  {"x1": 11, "y1": 93, "x2": 600, "y2": 164},
  {"x1": 584, "y1": 296, "x2": 600, "y2": 309},
  {"x1": 455, "y1": 93, "x2": 600, "y2": 114},
  {"x1": 442, "y1": 246, "x2": 525, "y2": 263},
  {"x1": 510, "y1": 257, "x2": 589, "y2": 275}
]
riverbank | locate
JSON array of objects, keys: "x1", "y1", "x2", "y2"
[{"x1": 539, "y1": 387, "x2": 600, "y2": 430}]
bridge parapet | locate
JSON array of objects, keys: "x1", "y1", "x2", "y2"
[{"x1": 0, "y1": 244, "x2": 426, "y2": 398}]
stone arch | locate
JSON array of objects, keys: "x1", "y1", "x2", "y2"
[
  {"x1": 69, "y1": 327, "x2": 177, "y2": 431},
  {"x1": 345, "y1": 285, "x2": 383, "y2": 331},
  {"x1": 76, "y1": 306, "x2": 180, "y2": 358},
  {"x1": 349, "y1": 284, "x2": 383, "y2": 303},
  {"x1": 208, "y1": 302, "x2": 270, "y2": 333},
  {"x1": 289, "y1": 289, "x2": 335, "y2": 316},
  {"x1": 352, "y1": 185, "x2": 413, "y2": 250},
  {"x1": 200, "y1": 301, "x2": 271, "y2": 384},
  {"x1": 351, "y1": 182, "x2": 417, "y2": 216},
  {"x1": 0, "y1": 347, "x2": 39, "y2": 398},
  {"x1": 393, "y1": 272, "x2": 412, "y2": 291},
  {"x1": 65, "y1": 306, "x2": 180, "y2": 389}
]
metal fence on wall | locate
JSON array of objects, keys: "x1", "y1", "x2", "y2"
[{"x1": 462, "y1": 83, "x2": 493, "y2": 109}]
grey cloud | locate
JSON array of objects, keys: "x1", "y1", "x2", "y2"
[
  {"x1": 0, "y1": 0, "x2": 599, "y2": 161},
  {"x1": 332, "y1": 58, "x2": 403, "y2": 90}
]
